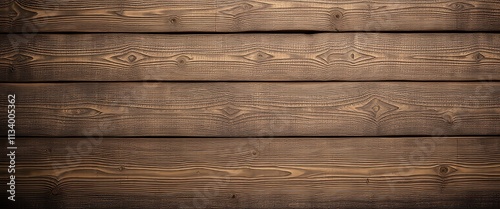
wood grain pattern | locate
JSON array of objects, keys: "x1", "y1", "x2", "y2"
[
  {"x1": 1, "y1": 82, "x2": 499, "y2": 137},
  {"x1": 2, "y1": 137, "x2": 499, "y2": 208},
  {"x1": 2, "y1": 0, "x2": 499, "y2": 208},
  {"x1": 1, "y1": 0, "x2": 500, "y2": 32},
  {"x1": 2, "y1": 33, "x2": 500, "y2": 81}
]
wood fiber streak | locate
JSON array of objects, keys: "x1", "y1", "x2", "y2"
[
  {"x1": 1, "y1": 82, "x2": 499, "y2": 137},
  {"x1": 1, "y1": 33, "x2": 500, "y2": 81},
  {"x1": 1, "y1": 0, "x2": 500, "y2": 32},
  {"x1": 1, "y1": 137, "x2": 499, "y2": 209}
]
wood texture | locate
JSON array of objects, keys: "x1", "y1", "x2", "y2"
[
  {"x1": 1, "y1": 0, "x2": 500, "y2": 32},
  {"x1": 2, "y1": 0, "x2": 500, "y2": 208},
  {"x1": 2, "y1": 137, "x2": 499, "y2": 208},
  {"x1": 2, "y1": 33, "x2": 500, "y2": 82},
  {"x1": 1, "y1": 82, "x2": 499, "y2": 137}
]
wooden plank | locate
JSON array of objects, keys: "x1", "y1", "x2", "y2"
[
  {"x1": 2, "y1": 137, "x2": 499, "y2": 208},
  {"x1": 2, "y1": 33, "x2": 500, "y2": 82},
  {"x1": 1, "y1": 0, "x2": 500, "y2": 32},
  {"x1": 1, "y1": 82, "x2": 499, "y2": 137}
]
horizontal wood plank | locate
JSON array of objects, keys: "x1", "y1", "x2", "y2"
[
  {"x1": 1, "y1": 82, "x2": 499, "y2": 137},
  {"x1": 1, "y1": 0, "x2": 500, "y2": 32},
  {"x1": 2, "y1": 137, "x2": 499, "y2": 208},
  {"x1": 2, "y1": 33, "x2": 500, "y2": 81}
]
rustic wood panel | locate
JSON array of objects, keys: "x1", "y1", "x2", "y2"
[
  {"x1": 1, "y1": 82, "x2": 499, "y2": 137},
  {"x1": 2, "y1": 33, "x2": 500, "y2": 82},
  {"x1": 1, "y1": 0, "x2": 500, "y2": 32},
  {"x1": 2, "y1": 137, "x2": 499, "y2": 208}
]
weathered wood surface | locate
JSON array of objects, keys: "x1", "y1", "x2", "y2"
[
  {"x1": 2, "y1": 33, "x2": 500, "y2": 82},
  {"x1": 2, "y1": 137, "x2": 499, "y2": 209},
  {"x1": 2, "y1": 0, "x2": 500, "y2": 32},
  {"x1": 1, "y1": 0, "x2": 500, "y2": 208},
  {"x1": 1, "y1": 82, "x2": 499, "y2": 137}
]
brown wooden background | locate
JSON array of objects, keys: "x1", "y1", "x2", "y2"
[{"x1": 1, "y1": 0, "x2": 500, "y2": 208}]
